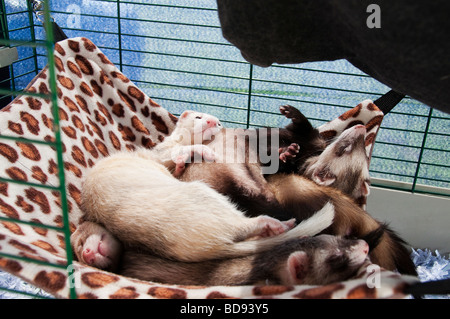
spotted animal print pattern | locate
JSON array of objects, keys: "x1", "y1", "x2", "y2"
[
  {"x1": 317, "y1": 100, "x2": 385, "y2": 209},
  {"x1": 0, "y1": 37, "x2": 417, "y2": 299},
  {"x1": 317, "y1": 99, "x2": 384, "y2": 162}
]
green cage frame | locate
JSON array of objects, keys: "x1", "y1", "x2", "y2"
[{"x1": 0, "y1": 0, "x2": 75, "y2": 299}]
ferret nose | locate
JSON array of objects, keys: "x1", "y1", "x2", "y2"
[
  {"x1": 206, "y1": 120, "x2": 218, "y2": 128},
  {"x1": 360, "y1": 240, "x2": 369, "y2": 255},
  {"x1": 83, "y1": 248, "x2": 96, "y2": 265},
  {"x1": 353, "y1": 124, "x2": 366, "y2": 134}
]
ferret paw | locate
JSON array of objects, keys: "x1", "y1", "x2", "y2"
[
  {"x1": 178, "y1": 145, "x2": 216, "y2": 163},
  {"x1": 280, "y1": 105, "x2": 301, "y2": 119},
  {"x1": 255, "y1": 216, "x2": 294, "y2": 238},
  {"x1": 172, "y1": 145, "x2": 216, "y2": 177},
  {"x1": 173, "y1": 154, "x2": 189, "y2": 177},
  {"x1": 279, "y1": 143, "x2": 300, "y2": 162},
  {"x1": 281, "y1": 218, "x2": 297, "y2": 229},
  {"x1": 193, "y1": 144, "x2": 216, "y2": 162},
  {"x1": 81, "y1": 233, "x2": 122, "y2": 270}
]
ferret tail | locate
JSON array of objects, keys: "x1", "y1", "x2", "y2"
[
  {"x1": 228, "y1": 201, "x2": 335, "y2": 256},
  {"x1": 281, "y1": 201, "x2": 335, "y2": 237},
  {"x1": 383, "y1": 224, "x2": 418, "y2": 276},
  {"x1": 361, "y1": 226, "x2": 385, "y2": 251},
  {"x1": 363, "y1": 222, "x2": 417, "y2": 276}
]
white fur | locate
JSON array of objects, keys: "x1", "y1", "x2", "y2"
[
  {"x1": 81, "y1": 149, "x2": 334, "y2": 262},
  {"x1": 303, "y1": 124, "x2": 371, "y2": 201},
  {"x1": 81, "y1": 110, "x2": 335, "y2": 262}
]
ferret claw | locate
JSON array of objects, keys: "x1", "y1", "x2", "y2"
[
  {"x1": 279, "y1": 105, "x2": 291, "y2": 118},
  {"x1": 279, "y1": 143, "x2": 300, "y2": 162},
  {"x1": 280, "y1": 105, "x2": 303, "y2": 122}
]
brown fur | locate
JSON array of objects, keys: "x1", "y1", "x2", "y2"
[
  {"x1": 72, "y1": 222, "x2": 369, "y2": 286},
  {"x1": 266, "y1": 174, "x2": 417, "y2": 275},
  {"x1": 79, "y1": 111, "x2": 334, "y2": 263},
  {"x1": 178, "y1": 107, "x2": 416, "y2": 275},
  {"x1": 120, "y1": 234, "x2": 369, "y2": 286},
  {"x1": 179, "y1": 128, "x2": 295, "y2": 220}
]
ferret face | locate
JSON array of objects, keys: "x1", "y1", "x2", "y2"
[
  {"x1": 285, "y1": 235, "x2": 369, "y2": 285},
  {"x1": 176, "y1": 110, "x2": 223, "y2": 144},
  {"x1": 302, "y1": 124, "x2": 371, "y2": 201},
  {"x1": 71, "y1": 222, "x2": 123, "y2": 271}
]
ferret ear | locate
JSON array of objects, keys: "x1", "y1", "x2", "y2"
[
  {"x1": 180, "y1": 110, "x2": 192, "y2": 119},
  {"x1": 287, "y1": 251, "x2": 309, "y2": 284},
  {"x1": 353, "y1": 179, "x2": 371, "y2": 199},
  {"x1": 361, "y1": 180, "x2": 370, "y2": 196},
  {"x1": 312, "y1": 167, "x2": 336, "y2": 186}
]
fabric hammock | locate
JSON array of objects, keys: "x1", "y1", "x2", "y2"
[{"x1": 0, "y1": 37, "x2": 418, "y2": 299}]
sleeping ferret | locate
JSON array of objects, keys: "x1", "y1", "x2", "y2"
[
  {"x1": 71, "y1": 221, "x2": 370, "y2": 286},
  {"x1": 268, "y1": 107, "x2": 416, "y2": 275},
  {"x1": 266, "y1": 173, "x2": 417, "y2": 275},
  {"x1": 79, "y1": 110, "x2": 335, "y2": 263},
  {"x1": 178, "y1": 104, "x2": 353, "y2": 219},
  {"x1": 177, "y1": 107, "x2": 417, "y2": 275},
  {"x1": 276, "y1": 104, "x2": 370, "y2": 207}
]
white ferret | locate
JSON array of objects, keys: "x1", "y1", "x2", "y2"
[{"x1": 79, "y1": 110, "x2": 334, "y2": 262}]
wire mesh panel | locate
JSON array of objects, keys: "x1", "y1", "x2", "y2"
[{"x1": 30, "y1": 0, "x2": 447, "y2": 196}]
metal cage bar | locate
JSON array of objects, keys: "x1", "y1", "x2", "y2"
[{"x1": 0, "y1": 0, "x2": 75, "y2": 299}]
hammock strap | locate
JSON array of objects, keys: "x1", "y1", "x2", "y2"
[
  {"x1": 29, "y1": 0, "x2": 68, "y2": 43},
  {"x1": 405, "y1": 278, "x2": 450, "y2": 299},
  {"x1": 374, "y1": 89, "x2": 406, "y2": 114}
]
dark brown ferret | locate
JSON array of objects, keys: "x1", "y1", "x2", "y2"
[
  {"x1": 121, "y1": 234, "x2": 369, "y2": 286},
  {"x1": 266, "y1": 173, "x2": 416, "y2": 275},
  {"x1": 71, "y1": 222, "x2": 370, "y2": 286}
]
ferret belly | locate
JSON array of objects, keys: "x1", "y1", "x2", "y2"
[
  {"x1": 179, "y1": 129, "x2": 287, "y2": 218},
  {"x1": 181, "y1": 162, "x2": 272, "y2": 199},
  {"x1": 81, "y1": 153, "x2": 255, "y2": 262}
]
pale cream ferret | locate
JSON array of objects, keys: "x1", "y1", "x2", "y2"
[{"x1": 79, "y1": 110, "x2": 335, "y2": 262}]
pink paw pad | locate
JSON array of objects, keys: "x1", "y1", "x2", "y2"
[
  {"x1": 257, "y1": 216, "x2": 293, "y2": 238},
  {"x1": 279, "y1": 143, "x2": 300, "y2": 162},
  {"x1": 173, "y1": 154, "x2": 189, "y2": 177}
]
